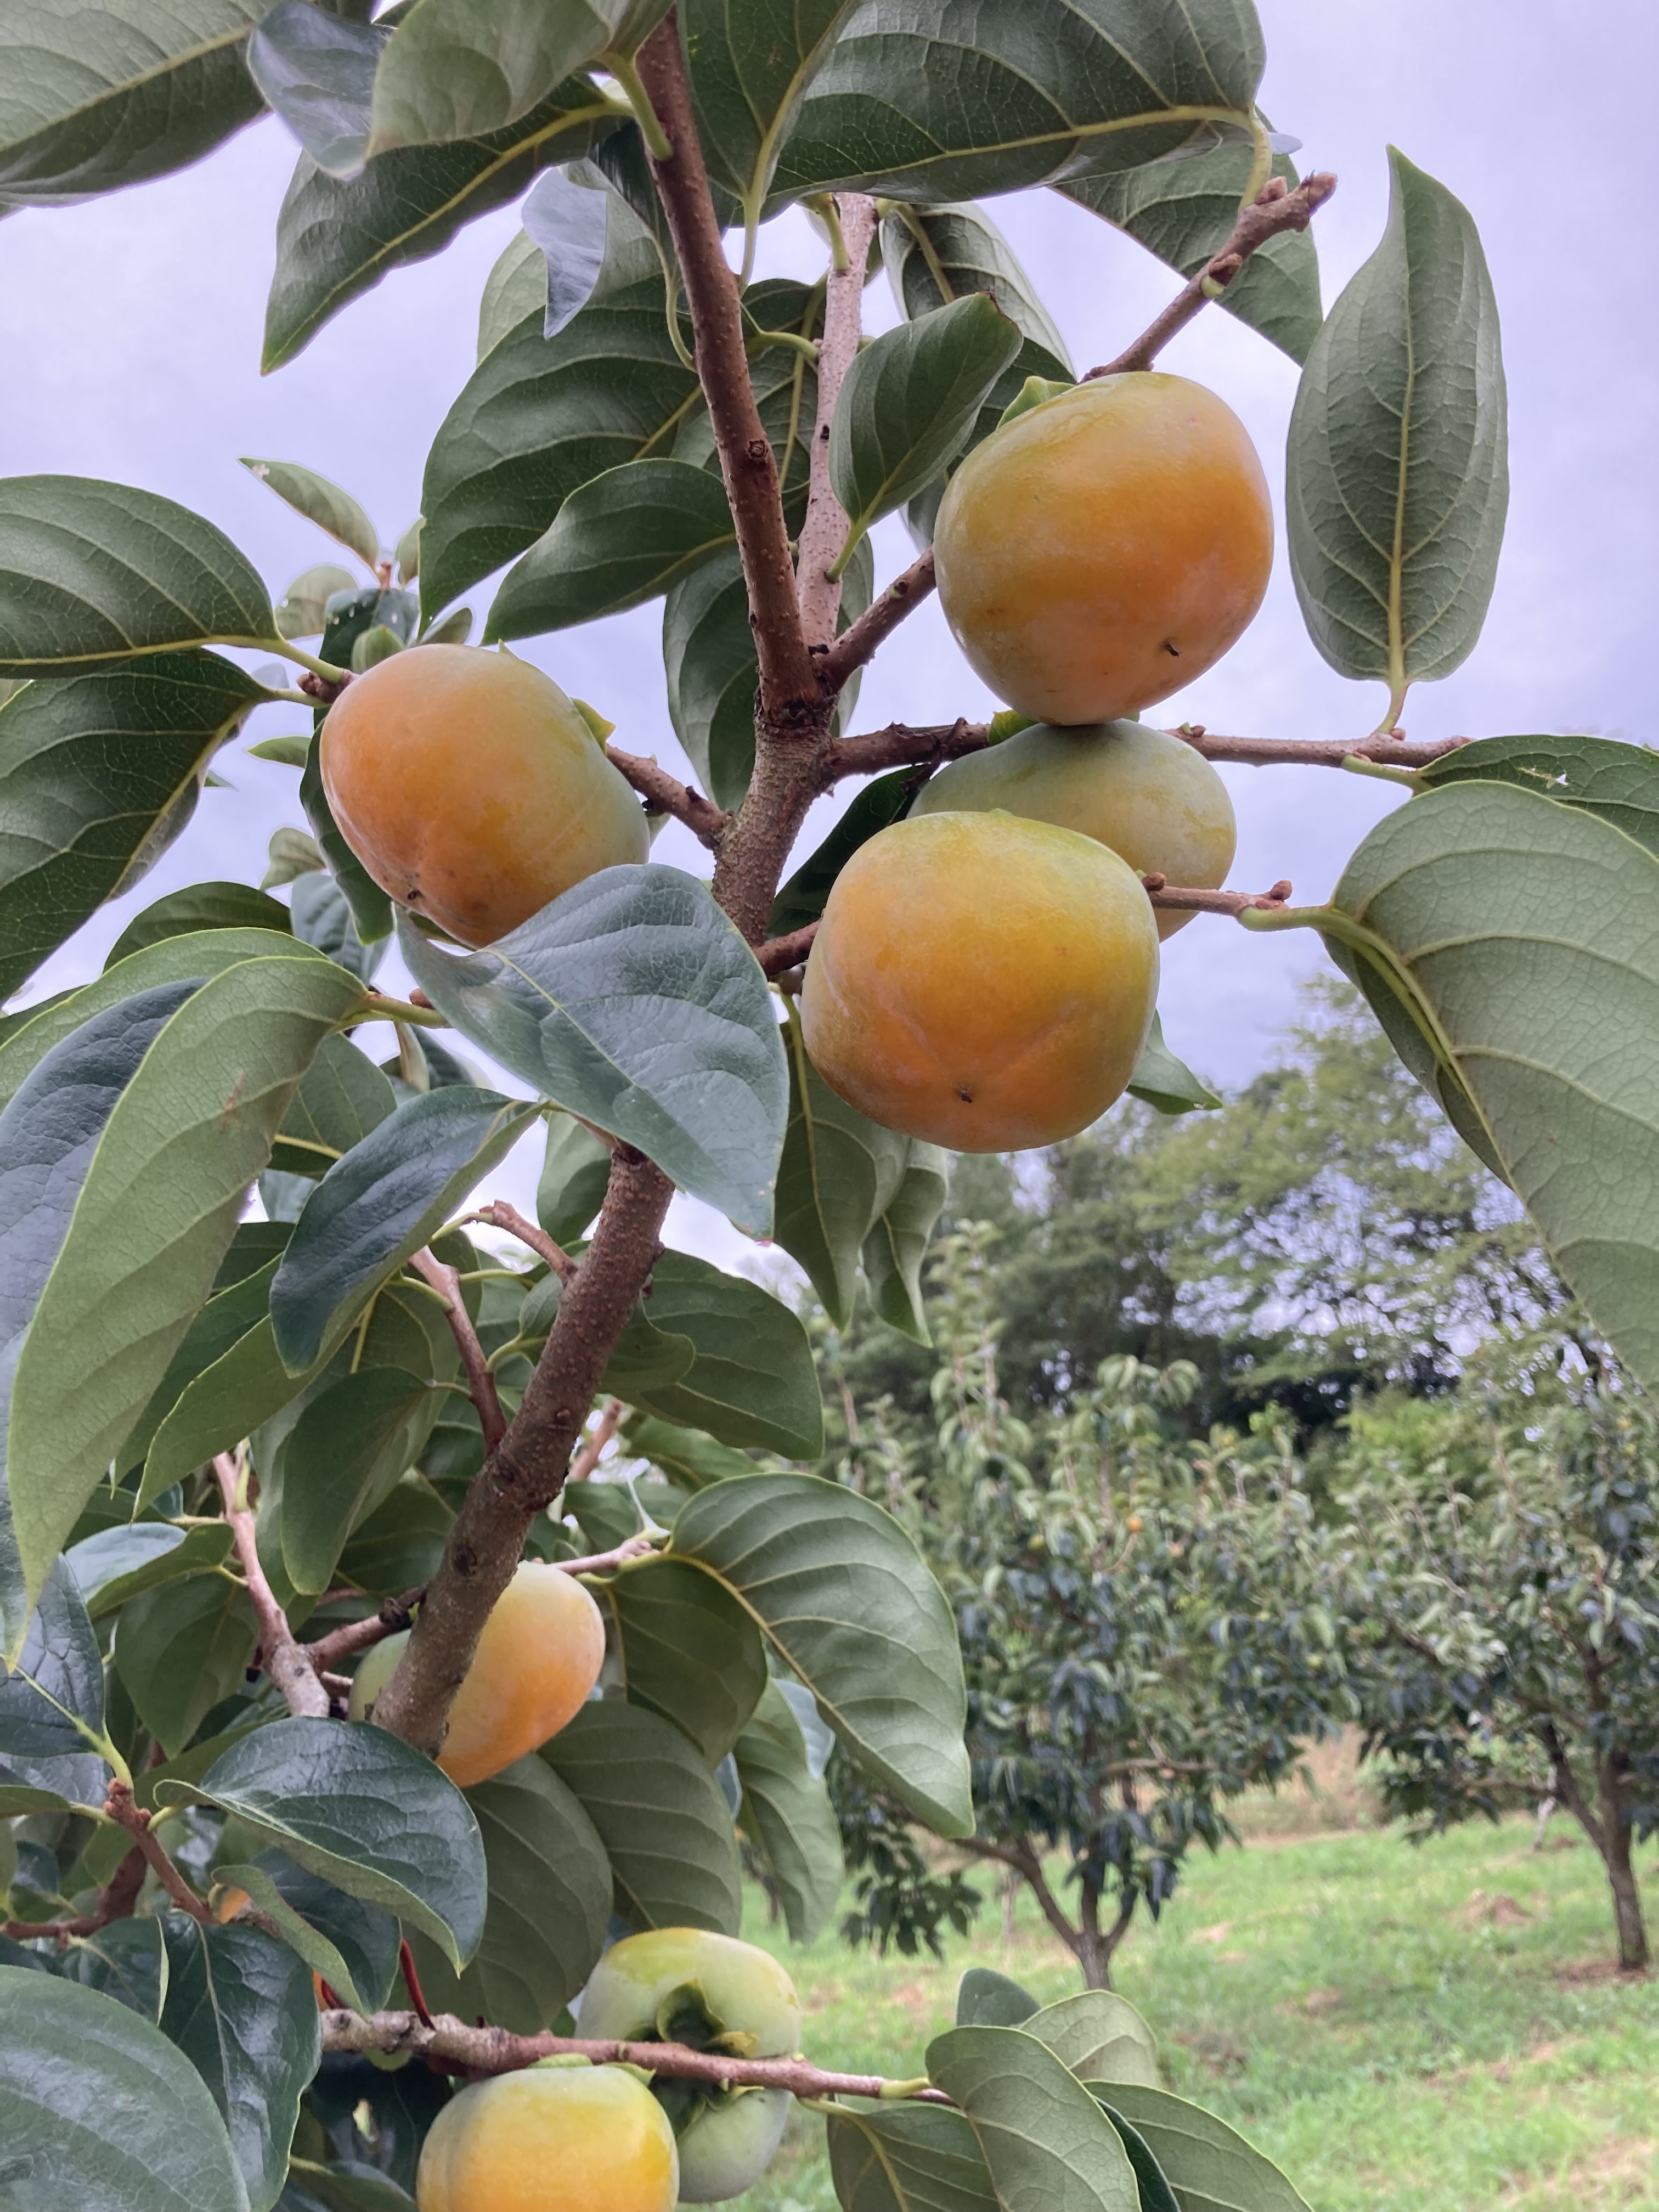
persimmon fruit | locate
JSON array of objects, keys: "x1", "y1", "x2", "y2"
[
  {"x1": 416, "y1": 2063, "x2": 678, "y2": 2212},
  {"x1": 349, "y1": 1560, "x2": 604, "y2": 1787},
  {"x1": 320, "y1": 644, "x2": 648, "y2": 946},
  {"x1": 578, "y1": 1928, "x2": 801, "y2": 2203},
  {"x1": 932, "y1": 373, "x2": 1273, "y2": 726},
  {"x1": 909, "y1": 719, "x2": 1235, "y2": 939},
  {"x1": 799, "y1": 812, "x2": 1158, "y2": 1152}
]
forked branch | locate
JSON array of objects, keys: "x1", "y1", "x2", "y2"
[
  {"x1": 215, "y1": 1452, "x2": 330, "y2": 1719},
  {"x1": 817, "y1": 549, "x2": 937, "y2": 693},
  {"x1": 606, "y1": 744, "x2": 731, "y2": 848}
]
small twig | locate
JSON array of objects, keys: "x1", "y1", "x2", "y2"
[
  {"x1": 465, "y1": 1201, "x2": 579, "y2": 1284},
  {"x1": 566, "y1": 1398, "x2": 625, "y2": 1484},
  {"x1": 298, "y1": 667, "x2": 351, "y2": 706},
  {"x1": 1086, "y1": 171, "x2": 1338, "y2": 379},
  {"x1": 606, "y1": 744, "x2": 731, "y2": 850},
  {"x1": 0, "y1": 1838, "x2": 148, "y2": 1945},
  {"x1": 399, "y1": 1939, "x2": 437, "y2": 2028},
  {"x1": 827, "y1": 719, "x2": 1472, "y2": 784},
  {"x1": 1142, "y1": 874, "x2": 1294, "y2": 918},
  {"x1": 302, "y1": 1588, "x2": 424, "y2": 1673},
  {"x1": 214, "y1": 1452, "x2": 330, "y2": 1719},
  {"x1": 797, "y1": 193, "x2": 879, "y2": 650},
  {"x1": 562, "y1": 1533, "x2": 659, "y2": 1576},
  {"x1": 817, "y1": 549, "x2": 936, "y2": 694},
  {"x1": 756, "y1": 922, "x2": 820, "y2": 977},
  {"x1": 321, "y1": 2008, "x2": 953, "y2": 2102},
  {"x1": 410, "y1": 1248, "x2": 506, "y2": 1451},
  {"x1": 104, "y1": 1780, "x2": 211, "y2": 1923}
]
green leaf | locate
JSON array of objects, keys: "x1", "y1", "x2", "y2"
[
  {"x1": 214, "y1": 1853, "x2": 399, "y2": 2017},
  {"x1": 278, "y1": 1367, "x2": 441, "y2": 1596},
  {"x1": 276, "y1": 565, "x2": 362, "y2": 643},
  {"x1": 622, "y1": 1252, "x2": 822, "y2": 1457},
  {"x1": 0, "y1": 0, "x2": 267, "y2": 206},
  {"x1": 830, "y1": 295, "x2": 1022, "y2": 552},
  {"x1": 66, "y1": 1522, "x2": 233, "y2": 1619},
  {"x1": 396, "y1": 866, "x2": 786, "y2": 1237},
  {"x1": 0, "y1": 981, "x2": 202, "y2": 1650},
  {"x1": 684, "y1": 0, "x2": 863, "y2": 236},
  {"x1": 5, "y1": 951, "x2": 365, "y2": 1622},
  {"x1": 1084, "y1": 2085, "x2": 1312, "y2": 2212},
  {"x1": 370, "y1": 0, "x2": 661, "y2": 156},
  {"x1": 271, "y1": 1087, "x2": 538, "y2": 1372},
  {"x1": 402, "y1": 1754, "x2": 611, "y2": 2033},
  {"x1": 1025, "y1": 1994, "x2": 1159, "y2": 2088},
  {"x1": 477, "y1": 229, "x2": 548, "y2": 360},
  {"x1": 156, "y1": 1717, "x2": 486, "y2": 1971},
  {"x1": 1286, "y1": 148, "x2": 1507, "y2": 715},
  {"x1": 603, "y1": 1556, "x2": 768, "y2": 1764},
  {"x1": 53, "y1": 1917, "x2": 167, "y2": 2025},
  {"x1": 769, "y1": 766, "x2": 929, "y2": 936},
  {"x1": 777, "y1": 1005, "x2": 909, "y2": 1327},
  {"x1": 881, "y1": 201, "x2": 1071, "y2": 368},
  {"x1": 773, "y1": 0, "x2": 1262, "y2": 205},
  {"x1": 262, "y1": 825, "x2": 325, "y2": 885},
  {"x1": 298, "y1": 738, "x2": 395, "y2": 946},
  {"x1": 733, "y1": 1677, "x2": 843, "y2": 1943},
  {"x1": 957, "y1": 1968, "x2": 1039, "y2": 2029},
  {"x1": 159, "y1": 1914, "x2": 320, "y2": 2212},
  {"x1": 1416, "y1": 732, "x2": 1659, "y2": 853},
  {"x1": 1091, "y1": 2108, "x2": 1181, "y2": 2212},
  {"x1": 247, "y1": 3, "x2": 386, "y2": 181},
  {"x1": 423, "y1": 197, "x2": 694, "y2": 616},
  {"x1": 537, "y1": 1113, "x2": 614, "y2": 1245},
  {"x1": 0, "y1": 1966, "x2": 252, "y2": 2210},
  {"x1": 539, "y1": 1700, "x2": 742, "y2": 1934},
  {"x1": 0, "y1": 654, "x2": 274, "y2": 998},
  {"x1": 668, "y1": 1473, "x2": 971, "y2": 1833},
  {"x1": 862, "y1": 1142, "x2": 950, "y2": 1344},
  {"x1": 290, "y1": 862, "x2": 386, "y2": 986},
  {"x1": 263, "y1": 83, "x2": 617, "y2": 370},
  {"x1": 927, "y1": 2027, "x2": 1139, "y2": 2212},
  {"x1": 242, "y1": 460, "x2": 380, "y2": 571},
  {"x1": 112, "y1": 1576, "x2": 257, "y2": 1758},
  {"x1": 0, "y1": 478, "x2": 277, "y2": 678},
  {"x1": 336, "y1": 1474, "x2": 454, "y2": 1600},
  {"x1": 620, "y1": 1413, "x2": 758, "y2": 1491},
  {"x1": 108, "y1": 883, "x2": 294, "y2": 969},
  {"x1": 1127, "y1": 1013, "x2": 1222, "y2": 1117},
  {"x1": 828, "y1": 2102, "x2": 1000, "y2": 2212},
  {"x1": 1062, "y1": 143, "x2": 1322, "y2": 364},
  {"x1": 1324, "y1": 778, "x2": 1659, "y2": 1398},
  {"x1": 0, "y1": 1559, "x2": 110, "y2": 1808},
  {"x1": 269, "y1": 1031, "x2": 397, "y2": 1179},
  {"x1": 139, "y1": 1314, "x2": 320, "y2": 1509},
  {"x1": 488, "y1": 457, "x2": 735, "y2": 637}
]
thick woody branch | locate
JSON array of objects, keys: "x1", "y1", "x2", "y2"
[
  {"x1": 1086, "y1": 171, "x2": 1338, "y2": 380},
  {"x1": 214, "y1": 1453, "x2": 330, "y2": 1719},
  {"x1": 817, "y1": 549, "x2": 936, "y2": 694},
  {"x1": 796, "y1": 193, "x2": 879, "y2": 651},
  {"x1": 635, "y1": 16, "x2": 819, "y2": 719},
  {"x1": 755, "y1": 922, "x2": 820, "y2": 976},
  {"x1": 465, "y1": 1199, "x2": 578, "y2": 1283},
  {"x1": 821, "y1": 717, "x2": 992, "y2": 785},
  {"x1": 104, "y1": 1780, "x2": 211, "y2": 1922},
  {"x1": 370, "y1": 1147, "x2": 673, "y2": 1757},
  {"x1": 301, "y1": 1588, "x2": 424, "y2": 1673},
  {"x1": 606, "y1": 744, "x2": 731, "y2": 849},
  {"x1": 320, "y1": 2009, "x2": 951, "y2": 2102},
  {"x1": 410, "y1": 1248, "x2": 506, "y2": 1452}
]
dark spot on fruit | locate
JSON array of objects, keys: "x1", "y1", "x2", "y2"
[
  {"x1": 1164, "y1": 640, "x2": 1181, "y2": 657},
  {"x1": 956, "y1": 1085, "x2": 974, "y2": 1103}
]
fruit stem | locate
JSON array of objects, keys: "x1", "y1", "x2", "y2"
[
  {"x1": 1341, "y1": 753, "x2": 1420, "y2": 789},
  {"x1": 267, "y1": 640, "x2": 339, "y2": 682}
]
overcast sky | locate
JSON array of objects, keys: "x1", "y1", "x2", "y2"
[{"x1": 4, "y1": 0, "x2": 1656, "y2": 1265}]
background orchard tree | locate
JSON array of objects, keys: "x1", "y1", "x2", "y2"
[{"x1": 0, "y1": 0, "x2": 1641, "y2": 2207}]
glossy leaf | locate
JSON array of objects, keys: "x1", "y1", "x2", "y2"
[
  {"x1": 139, "y1": 1314, "x2": 320, "y2": 1508},
  {"x1": 862, "y1": 1142, "x2": 950, "y2": 1344},
  {"x1": 298, "y1": 735, "x2": 394, "y2": 946},
  {"x1": 773, "y1": 0, "x2": 1262, "y2": 205},
  {"x1": 521, "y1": 163, "x2": 612, "y2": 336},
  {"x1": 881, "y1": 201, "x2": 1070, "y2": 366},
  {"x1": 0, "y1": 1559, "x2": 110, "y2": 1809},
  {"x1": 272, "y1": 1086, "x2": 538, "y2": 1372},
  {"x1": 5, "y1": 951, "x2": 364, "y2": 1615},
  {"x1": 0, "y1": 0, "x2": 267, "y2": 206},
  {"x1": 1325, "y1": 779, "x2": 1659, "y2": 1398},
  {"x1": 620, "y1": 1413, "x2": 758, "y2": 1492},
  {"x1": 540, "y1": 1701, "x2": 743, "y2": 1934},
  {"x1": 269, "y1": 1031, "x2": 397, "y2": 1179},
  {"x1": 477, "y1": 228, "x2": 548, "y2": 359},
  {"x1": 213, "y1": 1854, "x2": 399, "y2": 2017},
  {"x1": 1127, "y1": 1014, "x2": 1222, "y2": 1116},
  {"x1": 827, "y1": 2102, "x2": 1000, "y2": 2212},
  {"x1": 66, "y1": 1521, "x2": 232, "y2": 1618},
  {"x1": 0, "y1": 1966, "x2": 251, "y2": 2211},
  {"x1": 156, "y1": 1717, "x2": 486, "y2": 1970},
  {"x1": 397, "y1": 866, "x2": 787, "y2": 1237},
  {"x1": 1093, "y1": 2108, "x2": 1181, "y2": 2212},
  {"x1": 777, "y1": 1007, "x2": 910, "y2": 1328},
  {"x1": 621, "y1": 1252, "x2": 822, "y2": 1457},
  {"x1": 669, "y1": 1473, "x2": 972, "y2": 1833},
  {"x1": 1416, "y1": 731, "x2": 1659, "y2": 854},
  {"x1": 275, "y1": 565, "x2": 360, "y2": 643},
  {"x1": 928, "y1": 2027, "x2": 1139, "y2": 2212},
  {"x1": 403, "y1": 1755, "x2": 611, "y2": 2033},
  {"x1": 0, "y1": 653, "x2": 273, "y2": 1000},
  {"x1": 248, "y1": 3, "x2": 387, "y2": 180},
  {"x1": 603, "y1": 1556, "x2": 768, "y2": 1764},
  {"x1": 1286, "y1": 149, "x2": 1507, "y2": 709},
  {"x1": 1086, "y1": 2085, "x2": 1312, "y2": 2212},
  {"x1": 488, "y1": 456, "x2": 735, "y2": 637},
  {"x1": 537, "y1": 1113, "x2": 614, "y2": 1244},
  {"x1": 53, "y1": 1916, "x2": 168, "y2": 2025},
  {"x1": 113, "y1": 1576, "x2": 258, "y2": 1758},
  {"x1": 0, "y1": 477, "x2": 277, "y2": 679},
  {"x1": 243, "y1": 460, "x2": 380, "y2": 570},
  {"x1": 279, "y1": 1366, "x2": 440, "y2": 1595},
  {"x1": 1026, "y1": 1993, "x2": 1159, "y2": 2087},
  {"x1": 289, "y1": 860, "x2": 386, "y2": 986},
  {"x1": 769, "y1": 766, "x2": 929, "y2": 936},
  {"x1": 685, "y1": 0, "x2": 862, "y2": 233},
  {"x1": 956, "y1": 1967, "x2": 1039, "y2": 2028},
  {"x1": 733, "y1": 1678, "x2": 844, "y2": 1943},
  {"x1": 107, "y1": 882, "x2": 292, "y2": 969},
  {"x1": 263, "y1": 83, "x2": 617, "y2": 370},
  {"x1": 830, "y1": 295, "x2": 1021, "y2": 548},
  {"x1": 159, "y1": 1914, "x2": 320, "y2": 2212},
  {"x1": 117, "y1": 1232, "x2": 282, "y2": 1468}
]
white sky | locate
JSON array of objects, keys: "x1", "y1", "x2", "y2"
[{"x1": 4, "y1": 0, "x2": 1656, "y2": 1268}]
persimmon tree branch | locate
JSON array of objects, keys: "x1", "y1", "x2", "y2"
[
  {"x1": 301, "y1": 1588, "x2": 424, "y2": 1673},
  {"x1": 410, "y1": 1247, "x2": 506, "y2": 1452},
  {"x1": 214, "y1": 1452, "x2": 330, "y2": 1720},
  {"x1": 567, "y1": 1396, "x2": 624, "y2": 1483},
  {"x1": 606, "y1": 744, "x2": 731, "y2": 849},
  {"x1": 1086, "y1": 171, "x2": 1338, "y2": 380},
  {"x1": 817, "y1": 548, "x2": 936, "y2": 693},
  {"x1": 755, "y1": 922, "x2": 822, "y2": 976},
  {"x1": 104, "y1": 1780, "x2": 212, "y2": 1922},
  {"x1": 1143, "y1": 874, "x2": 1294, "y2": 918},
  {"x1": 464, "y1": 1200, "x2": 578, "y2": 1283},
  {"x1": 826, "y1": 719, "x2": 1471, "y2": 783},
  {"x1": 796, "y1": 193, "x2": 879, "y2": 651},
  {"x1": 320, "y1": 2008, "x2": 951, "y2": 2102},
  {"x1": 1, "y1": 1835, "x2": 147, "y2": 1944}
]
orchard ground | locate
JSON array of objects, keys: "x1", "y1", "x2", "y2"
[{"x1": 740, "y1": 1767, "x2": 1659, "y2": 2212}]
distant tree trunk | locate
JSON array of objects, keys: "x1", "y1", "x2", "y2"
[
  {"x1": 1074, "y1": 1880, "x2": 1137, "y2": 1990},
  {"x1": 1599, "y1": 1759, "x2": 1649, "y2": 1973}
]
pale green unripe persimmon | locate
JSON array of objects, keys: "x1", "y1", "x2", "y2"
[
  {"x1": 416, "y1": 2063, "x2": 678, "y2": 2212},
  {"x1": 909, "y1": 720, "x2": 1235, "y2": 939}
]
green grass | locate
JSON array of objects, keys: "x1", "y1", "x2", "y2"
[{"x1": 736, "y1": 1815, "x2": 1659, "y2": 2212}]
